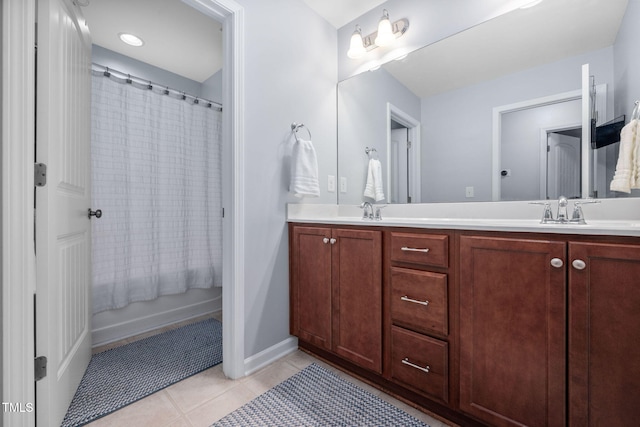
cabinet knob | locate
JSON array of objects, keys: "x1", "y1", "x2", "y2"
[
  {"x1": 550, "y1": 258, "x2": 564, "y2": 268},
  {"x1": 323, "y1": 237, "x2": 329, "y2": 244},
  {"x1": 330, "y1": 238, "x2": 337, "y2": 245},
  {"x1": 572, "y1": 259, "x2": 587, "y2": 270}
]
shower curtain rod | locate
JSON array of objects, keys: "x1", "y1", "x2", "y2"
[{"x1": 92, "y1": 62, "x2": 223, "y2": 111}]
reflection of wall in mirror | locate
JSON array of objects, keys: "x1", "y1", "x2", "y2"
[
  {"x1": 421, "y1": 48, "x2": 614, "y2": 203},
  {"x1": 338, "y1": 68, "x2": 420, "y2": 205}
]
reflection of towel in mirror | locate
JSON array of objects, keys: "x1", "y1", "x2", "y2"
[
  {"x1": 364, "y1": 158, "x2": 385, "y2": 201},
  {"x1": 290, "y1": 139, "x2": 320, "y2": 198},
  {"x1": 610, "y1": 119, "x2": 639, "y2": 193}
]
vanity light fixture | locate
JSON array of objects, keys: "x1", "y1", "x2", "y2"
[
  {"x1": 119, "y1": 32, "x2": 144, "y2": 47},
  {"x1": 347, "y1": 26, "x2": 367, "y2": 59},
  {"x1": 346, "y1": 9, "x2": 409, "y2": 59}
]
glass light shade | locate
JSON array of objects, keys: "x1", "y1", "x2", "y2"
[
  {"x1": 347, "y1": 29, "x2": 366, "y2": 59},
  {"x1": 374, "y1": 13, "x2": 395, "y2": 46}
]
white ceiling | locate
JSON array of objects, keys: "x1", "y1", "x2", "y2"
[
  {"x1": 301, "y1": 0, "x2": 386, "y2": 28},
  {"x1": 80, "y1": 0, "x2": 628, "y2": 96},
  {"x1": 81, "y1": 0, "x2": 223, "y2": 83}
]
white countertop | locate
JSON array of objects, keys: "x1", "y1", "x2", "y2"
[{"x1": 287, "y1": 200, "x2": 640, "y2": 237}]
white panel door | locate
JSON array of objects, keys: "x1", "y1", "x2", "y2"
[
  {"x1": 547, "y1": 133, "x2": 581, "y2": 199},
  {"x1": 35, "y1": 0, "x2": 93, "y2": 425},
  {"x1": 390, "y1": 128, "x2": 409, "y2": 203}
]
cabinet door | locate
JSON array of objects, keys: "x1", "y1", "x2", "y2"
[
  {"x1": 569, "y1": 242, "x2": 640, "y2": 427},
  {"x1": 332, "y1": 228, "x2": 383, "y2": 373},
  {"x1": 459, "y1": 235, "x2": 566, "y2": 427},
  {"x1": 290, "y1": 226, "x2": 332, "y2": 351}
]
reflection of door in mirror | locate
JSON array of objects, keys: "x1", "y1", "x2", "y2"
[
  {"x1": 500, "y1": 98, "x2": 582, "y2": 201},
  {"x1": 547, "y1": 129, "x2": 581, "y2": 199},
  {"x1": 390, "y1": 123, "x2": 410, "y2": 203},
  {"x1": 387, "y1": 103, "x2": 421, "y2": 204}
]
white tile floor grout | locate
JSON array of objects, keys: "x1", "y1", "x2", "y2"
[{"x1": 87, "y1": 314, "x2": 452, "y2": 427}]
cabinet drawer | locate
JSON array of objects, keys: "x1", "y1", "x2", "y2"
[
  {"x1": 390, "y1": 232, "x2": 448, "y2": 268},
  {"x1": 391, "y1": 326, "x2": 449, "y2": 403},
  {"x1": 391, "y1": 267, "x2": 448, "y2": 336}
]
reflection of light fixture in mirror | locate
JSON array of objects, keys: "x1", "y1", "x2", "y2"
[
  {"x1": 520, "y1": 0, "x2": 543, "y2": 9},
  {"x1": 346, "y1": 9, "x2": 409, "y2": 59},
  {"x1": 347, "y1": 26, "x2": 367, "y2": 59},
  {"x1": 119, "y1": 33, "x2": 144, "y2": 47}
]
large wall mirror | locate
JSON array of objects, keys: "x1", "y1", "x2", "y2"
[{"x1": 337, "y1": 0, "x2": 638, "y2": 205}]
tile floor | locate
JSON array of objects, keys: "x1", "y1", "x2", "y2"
[{"x1": 87, "y1": 313, "x2": 453, "y2": 427}]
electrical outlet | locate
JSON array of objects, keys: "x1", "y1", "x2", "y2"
[
  {"x1": 340, "y1": 177, "x2": 348, "y2": 193},
  {"x1": 465, "y1": 186, "x2": 475, "y2": 198},
  {"x1": 328, "y1": 175, "x2": 336, "y2": 192}
]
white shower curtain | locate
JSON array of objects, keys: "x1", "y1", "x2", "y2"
[{"x1": 91, "y1": 73, "x2": 223, "y2": 314}]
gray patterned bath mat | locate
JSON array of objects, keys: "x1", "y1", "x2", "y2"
[
  {"x1": 212, "y1": 363, "x2": 430, "y2": 426},
  {"x1": 62, "y1": 317, "x2": 222, "y2": 427}
]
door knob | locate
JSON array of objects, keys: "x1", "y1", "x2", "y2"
[{"x1": 88, "y1": 209, "x2": 102, "y2": 219}]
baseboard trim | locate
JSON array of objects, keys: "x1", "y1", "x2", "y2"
[
  {"x1": 244, "y1": 336, "x2": 299, "y2": 376},
  {"x1": 92, "y1": 296, "x2": 222, "y2": 347}
]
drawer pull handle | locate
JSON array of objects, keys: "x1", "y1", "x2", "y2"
[
  {"x1": 402, "y1": 358, "x2": 430, "y2": 373},
  {"x1": 401, "y1": 247, "x2": 430, "y2": 253},
  {"x1": 401, "y1": 296, "x2": 429, "y2": 306}
]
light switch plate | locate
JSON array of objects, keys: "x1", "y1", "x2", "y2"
[{"x1": 328, "y1": 175, "x2": 336, "y2": 192}]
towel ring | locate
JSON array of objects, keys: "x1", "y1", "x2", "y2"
[{"x1": 291, "y1": 123, "x2": 312, "y2": 142}]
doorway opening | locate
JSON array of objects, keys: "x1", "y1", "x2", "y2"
[{"x1": 386, "y1": 103, "x2": 421, "y2": 204}]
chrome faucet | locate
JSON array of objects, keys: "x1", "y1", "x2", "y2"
[
  {"x1": 531, "y1": 197, "x2": 600, "y2": 224},
  {"x1": 556, "y1": 196, "x2": 569, "y2": 222},
  {"x1": 360, "y1": 202, "x2": 373, "y2": 220}
]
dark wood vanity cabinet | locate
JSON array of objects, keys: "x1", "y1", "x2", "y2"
[
  {"x1": 568, "y1": 242, "x2": 640, "y2": 427},
  {"x1": 290, "y1": 223, "x2": 640, "y2": 427},
  {"x1": 289, "y1": 224, "x2": 383, "y2": 373},
  {"x1": 459, "y1": 235, "x2": 566, "y2": 427},
  {"x1": 385, "y1": 231, "x2": 453, "y2": 404}
]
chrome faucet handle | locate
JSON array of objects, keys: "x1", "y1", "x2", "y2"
[
  {"x1": 570, "y1": 199, "x2": 601, "y2": 224},
  {"x1": 529, "y1": 201, "x2": 554, "y2": 223},
  {"x1": 374, "y1": 205, "x2": 387, "y2": 221},
  {"x1": 557, "y1": 196, "x2": 569, "y2": 222}
]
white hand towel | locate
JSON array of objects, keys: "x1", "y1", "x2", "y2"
[
  {"x1": 364, "y1": 158, "x2": 385, "y2": 202},
  {"x1": 610, "y1": 119, "x2": 638, "y2": 193},
  {"x1": 290, "y1": 138, "x2": 320, "y2": 198}
]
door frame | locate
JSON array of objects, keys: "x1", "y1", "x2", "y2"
[{"x1": 2, "y1": 0, "x2": 245, "y2": 425}]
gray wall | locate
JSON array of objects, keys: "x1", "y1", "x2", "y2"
[
  {"x1": 421, "y1": 47, "x2": 614, "y2": 203},
  {"x1": 612, "y1": 0, "x2": 640, "y2": 198},
  {"x1": 235, "y1": 0, "x2": 337, "y2": 359},
  {"x1": 92, "y1": 45, "x2": 217, "y2": 99},
  {"x1": 202, "y1": 69, "x2": 223, "y2": 105}
]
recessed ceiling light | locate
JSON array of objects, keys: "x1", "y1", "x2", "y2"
[
  {"x1": 520, "y1": 0, "x2": 543, "y2": 9},
  {"x1": 118, "y1": 33, "x2": 144, "y2": 47}
]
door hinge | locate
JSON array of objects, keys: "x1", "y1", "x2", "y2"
[
  {"x1": 407, "y1": 140, "x2": 412, "y2": 149},
  {"x1": 35, "y1": 163, "x2": 47, "y2": 187},
  {"x1": 34, "y1": 356, "x2": 47, "y2": 381}
]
